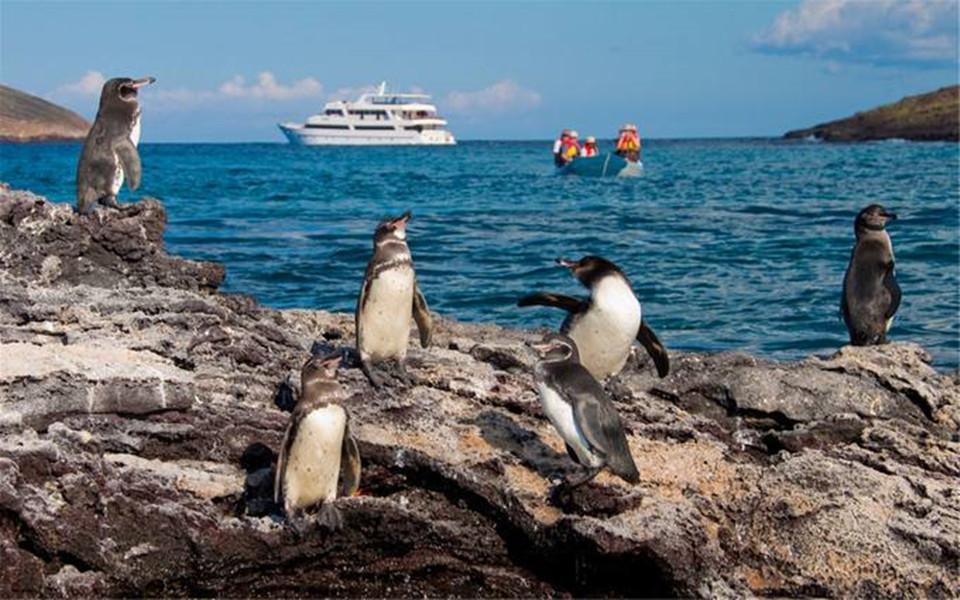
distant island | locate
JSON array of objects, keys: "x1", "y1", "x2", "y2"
[
  {"x1": 0, "y1": 84, "x2": 90, "y2": 143},
  {"x1": 785, "y1": 85, "x2": 959, "y2": 142}
]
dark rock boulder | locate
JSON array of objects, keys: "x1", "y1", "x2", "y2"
[
  {"x1": 0, "y1": 185, "x2": 224, "y2": 291},
  {"x1": 0, "y1": 186, "x2": 957, "y2": 597}
]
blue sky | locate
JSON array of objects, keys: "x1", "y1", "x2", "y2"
[{"x1": 2, "y1": 1, "x2": 957, "y2": 142}]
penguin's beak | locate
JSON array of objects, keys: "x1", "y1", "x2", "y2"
[
  {"x1": 131, "y1": 77, "x2": 156, "y2": 89},
  {"x1": 555, "y1": 257, "x2": 578, "y2": 269},
  {"x1": 526, "y1": 340, "x2": 556, "y2": 355},
  {"x1": 320, "y1": 354, "x2": 342, "y2": 370},
  {"x1": 391, "y1": 210, "x2": 412, "y2": 229}
]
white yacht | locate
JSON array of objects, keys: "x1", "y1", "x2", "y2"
[{"x1": 278, "y1": 82, "x2": 456, "y2": 146}]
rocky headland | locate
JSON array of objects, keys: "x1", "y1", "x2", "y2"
[
  {"x1": 0, "y1": 185, "x2": 957, "y2": 597},
  {"x1": 0, "y1": 86, "x2": 90, "y2": 143},
  {"x1": 785, "y1": 85, "x2": 960, "y2": 143}
]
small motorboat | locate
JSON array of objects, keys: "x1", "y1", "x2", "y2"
[{"x1": 557, "y1": 153, "x2": 642, "y2": 177}]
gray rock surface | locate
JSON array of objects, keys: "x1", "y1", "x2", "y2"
[{"x1": 1, "y1": 186, "x2": 957, "y2": 597}]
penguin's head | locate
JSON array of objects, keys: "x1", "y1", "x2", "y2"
[
  {"x1": 854, "y1": 204, "x2": 897, "y2": 237},
  {"x1": 301, "y1": 352, "x2": 342, "y2": 387},
  {"x1": 528, "y1": 332, "x2": 581, "y2": 363},
  {"x1": 374, "y1": 210, "x2": 412, "y2": 245},
  {"x1": 99, "y1": 76, "x2": 155, "y2": 112},
  {"x1": 556, "y1": 255, "x2": 625, "y2": 288}
]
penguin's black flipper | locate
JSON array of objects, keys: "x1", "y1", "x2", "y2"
[
  {"x1": 338, "y1": 418, "x2": 362, "y2": 498},
  {"x1": 565, "y1": 373, "x2": 640, "y2": 485},
  {"x1": 517, "y1": 292, "x2": 586, "y2": 313},
  {"x1": 273, "y1": 412, "x2": 300, "y2": 506},
  {"x1": 636, "y1": 319, "x2": 669, "y2": 378},
  {"x1": 883, "y1": 264, "x2": 901, "y2": 321},
  {"x1": 412, "y1": 282, "x2": 433, "y2": 348},
  {"x1": 114, "y1": 138, "x2": 142, "y2": 191}
]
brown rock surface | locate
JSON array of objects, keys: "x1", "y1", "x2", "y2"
[
  {"x1": 0, "y1": 86, "x2": 90, "y2": 143},
  {"x1": 785, "y1": 85, "x2": 960, "y2": 142},
  {"x1": 0, "y1": 186, "x2": 957, "y2": 597}
]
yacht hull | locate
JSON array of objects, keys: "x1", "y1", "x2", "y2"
[{"x1": 279, "y1": 123, "x2": 456, "y2": 146}]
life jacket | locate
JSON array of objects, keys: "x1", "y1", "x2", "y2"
[
  {"x1": 616, "y1": 131, "x2": 639, "y2": 152},
  {"x1": 562, "y1": 140, "x2": 580, "y2": 159},
  {"x1": 582, "y1": 143, "x2": 598, "y2": 157}
]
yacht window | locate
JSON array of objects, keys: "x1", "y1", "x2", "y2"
[{"x1": 306, "y1": 124, "x2": 350, "y2": 129}]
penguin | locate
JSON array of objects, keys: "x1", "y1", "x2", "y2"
[
  {"x1": 841, "y1": 204, "x2": 901, "y2": 345},
  {"x1": 355, "y1": 210, "x2": 433, "y2": 388},
  {"x1": 76, "y1": 76, "x2": 155, "y2": 215},
  {"x1": 518, "y1": 255, "x2": 669, "y2": 381},
  {"x1": 530, "y1": 333, "x2": 639, "y2": 494},
  {"x1": 274, "y1": 353, "x2": 362, "y2": 532}
]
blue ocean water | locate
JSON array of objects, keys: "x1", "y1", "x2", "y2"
[{"x1": 2, "y1": 139, "x2": 958, "y2": 368}]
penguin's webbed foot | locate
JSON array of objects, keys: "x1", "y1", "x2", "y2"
[
  {"x1": 360, "y1": 359, "x2": 386, "y2": 390},
  {"x1": 388, "y1": 361, "x2": 418, "y2": 387},
  {"x1": 367, "y1": 360, "x2": 417, "y2": 390},
  {"x1": 548, "y1": 482, "x2": 573, "y2": 506},
  {"x1": 285, "y1": 510, "x2": 313, "y2": 539},
  {"x1": 315, "y1": 503, "x2": 344, "y2": 532},
  {"x1": 548, "y1": 467, "x2": 602, "y2": 507},
  {"x1": 98, "y1": 195, "x2": 122, "y2": 209}
]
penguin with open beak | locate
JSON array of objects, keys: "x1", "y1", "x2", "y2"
[
  {"x1": 518, "y1": 255, "x2": 669, "y2": 381},
  {"x1": 355, "y1": 211, "x2": 433, "y2": 388},
  {"x1": 274, "y1": 353, "x2": 361, "y2": 533},
  {"x1": 76, "y1": 76, "x2": 155, "y2": 214},
  {"x1": 530, "y1": 333, "x2": 640, "y2": 498}
]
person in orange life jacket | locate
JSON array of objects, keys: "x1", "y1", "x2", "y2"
[
  {"x1": 560, "y1": 130, "x2": 581, "y2": 164},
  {"x1": 553, "y1": 129, "x2": 571, "y2": 167},
  {"x1": 581, "y1": 136, "x2": 599, "y2": 157},
  {"x1": 615, "y1": 123, "x2": 641, "y2": 162}
]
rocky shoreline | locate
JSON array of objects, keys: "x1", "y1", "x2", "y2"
[
  {"x1": 784, "y1": 85, "x2": 959, "y2": 143},
  {"x1": 1, "y1": 185, "x2": 957, "y2": 597},
  {"x1": 0, "y1": 86, "x2": 90, "y2": 143}
]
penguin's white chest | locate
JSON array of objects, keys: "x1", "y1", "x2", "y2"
[
  {"x1": 282, "y1": 405, "x2": 346, "y2": 513},
  {"x1": 568, "y1": 278, "x2": 642, "y2": 379},
  {"x1": 110, "y1": 116, "x2": 141, "y2": 196},
  {"x1": 130, "y1": 114, "x2": 142, "y2": 146},
  {"x1": 536, "y1": 382, "x2": 602, "y2": 467},
  {"x1": 360, "y1": 264, "x2": 415, "y2": 360}
]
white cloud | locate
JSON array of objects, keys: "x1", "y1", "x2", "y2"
[
  {"x1": 753, "y1": 0, "x2": 958, "y2": 67},
  {"x1": 445, "y1": 80, "x2": 541, "y2": 113},
  {"x1": 56, "y1": 70, "x2": 106, "y2": 96},
  {"x1": 218, "y1": 72, "x2": 323, "y2": 100},
  {"x1": 53, "y1": 71, "x2": 323, "y2": 109}
]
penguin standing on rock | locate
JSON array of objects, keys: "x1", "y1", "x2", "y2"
[
  {"x1": 842, "y1": 204, "x2": 901, "y2": 345},
  {"x1": 355, "y1": 211, "x2": 433, "y2": 388},
  {"x1": 530, "y1": 333, "x2": 640, "y2": 497},
  {"x1": 518, "y1": 255, "x2": 669, "y2": 381},
  {"x1": 274, "y1": 353, "x2": 361, "y2": 532},
  {"x1": 76, "y1": 76, "x2": 155, "y2": 215}
]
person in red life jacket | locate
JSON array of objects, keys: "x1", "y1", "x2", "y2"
[
  {"x1": 614, "y1": 123, "x2": 641, "y2": 162},
  {"x1": 581, "y1": 136, "x2": 599, "y2": 157},
  {"x1": 553, "y1": 129, "x2": 571, "y2": 167},
  {"x1": 559, "y1": 130, "x2": 581, "y2": 165}
]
